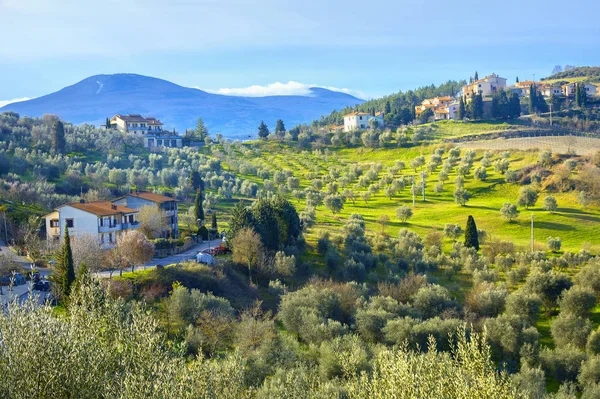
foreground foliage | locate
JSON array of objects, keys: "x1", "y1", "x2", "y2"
[{"x1": 0, "y1": 282, "x2": 524, "y2": 399}]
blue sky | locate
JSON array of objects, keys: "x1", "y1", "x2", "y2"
[{"x1": 1, "y1": 0, "x2": 599, "y2": 105}]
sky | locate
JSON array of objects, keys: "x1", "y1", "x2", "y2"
[{"x1": 1, "y1": 0, "x2": 599, "y2": 105}]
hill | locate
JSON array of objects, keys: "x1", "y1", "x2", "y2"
[
  {"x1": 0, "y1": 74, "x2": 363, "y2": 138},
  {"x1": 542, "y1": 66, "x2": 600, "y2": 82}
]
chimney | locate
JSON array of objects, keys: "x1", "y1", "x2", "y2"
[
  {"x1": 80, "y1": 199, "x2": 85, "y2": 204},
  {"x1": 111, "y1": 204, "x2": 117, "y2": 210}
]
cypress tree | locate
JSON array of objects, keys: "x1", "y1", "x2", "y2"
[
  {"x1": 509, "y1": 92, "x2": 521, "y2": 119},
  {"x1": 464, "y1": 215, "x2": 479, "y2": 251},
  {"x1": 528, "y1": 84, "x2": 537, "y2": 114},
  {"x1": 189, "y1": 170, "x2": 202, "y2": 190},
  {"x1": 471, "y1": 93, "x2": 484, "y2": 120},
  {"x1": 384, "y1": 101, "x2": 391, "y2": 114},
  {"x1": 257, "y1": 121, "x2": 270, "y2": 140},
  {"x1": 57, "y1": 229, "x2": 75, "y2": 299},
  {"x1": 458, "y1": 96, "x2": 466, "y2": 120},
  {"x1": 211, "y1": 212, "x2": 218, "y2": 230},
  {"x1": 516, "y1": 76, "x2": 519, "y2": 83},
  {"x1": 52, "y1": 120, "x2": 66, "y2": 154},
  {"x1": 194, "y1": 188, "x2": 204, "y2": 225},
  {"x1": 105, "y1": 117, "x2": 111, "y2": 129},
  {"x1": 474, "y1": 71, "x2": 479, "y2": 81}
]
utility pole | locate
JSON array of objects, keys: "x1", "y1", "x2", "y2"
[
  {"x1": 421, "y1": 170, "x2": 426, "y2": 202},
  {"x1": 549, "y1": 102, "x2": 553, "y2": 126},
  {"x1": 530, "y1": 213, "x2": 535, "y2": 252},
  {"x1": 411, "y1": 175, "x2": 416, "y2": 208}
]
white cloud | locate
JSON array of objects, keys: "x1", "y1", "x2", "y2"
[
  {"x1": 0, "y1": 97, "x2": 31, "y2": 108},
  {"x1": 202, "y1": 81, "x2": 366, "y2": 99}
]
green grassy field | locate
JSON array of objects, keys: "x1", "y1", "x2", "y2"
[{"x1": 225, "y1": 141, "x2": 599, "y2": 254}]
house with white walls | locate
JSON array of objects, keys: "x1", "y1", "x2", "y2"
[
  {"x1": 343, "y1": 112, "x2": 384, "y2": 132},
  {"x1": 113, "y1": 191, "x2": 179, "y2": 238},
  {"x1": 44, "y1": 200, "x2": 139, "y2": 248}
]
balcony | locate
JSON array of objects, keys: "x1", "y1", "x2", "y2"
[{"x1": 98, "y1": 224, "x2": 122, "y2": 233}]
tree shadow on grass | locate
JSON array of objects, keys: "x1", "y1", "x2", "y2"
[{"x1": 534, "y1": 221, "x2": 576, "y2": 232}]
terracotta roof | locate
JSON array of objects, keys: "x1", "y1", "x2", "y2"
[
  {"x1": 435, "y1": 109, "x2": 450, "y2": 114},
  {"x1": 112, "y1": 114, "x2": 163, "y2": 124},
  {"x1": 60, "y1": 201, "x2": 138, "y2": 216},
  {"x1": 344, "y1": 112, "x2": 371, "y2": 117},
  {"x1": 436, "y1": 96, "x2": 453, "y2": 101},
  {"x1": 126, "y1": 191, "x2": 178, "y2": 204}
]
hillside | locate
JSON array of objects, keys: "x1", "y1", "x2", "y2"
[
  {"x1": 0, "y1": 74, "x2": 363, "y2": 138},
  {"x1": 542, "y1": 66, "x2": 600, "y2": 82}
]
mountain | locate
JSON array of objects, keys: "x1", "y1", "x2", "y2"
[{"x1": 0, "y1": 74, "x2": 363, "y2": 138}]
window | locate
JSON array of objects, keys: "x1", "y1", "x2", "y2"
[
  {"x1": 359, "y1": 116, "x2": 363, "y2": 120},
  {"x1": 99, "y1": 218, "x2": 104, "y2": 227},
  {"x1": 66, "y1": 219, "x2": 74, "y2": 228},
  {"x1": 50, "y1": 219, "x2": 59, "y2": 228},
  {"x1": 129, "y1": 215, "x2": 134, "y2": 223},
  {"x1": 108, "y1": 233, "x2": 113, "y2": 243}
]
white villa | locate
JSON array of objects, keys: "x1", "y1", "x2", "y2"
[
  {"x1": 110, "y1": 114, "x2": 165, "y2": 136},
  {"x1": 109, "y1": 114, "x2": 183, "y2": 150},
  {"x1": 562, "y1": 82, "x2": 599, "y2": 97},
  {"x1": 44, "y1": 191, "x2": 179, "y2": 246},
  {"x1": 44, "y1": 200, "x2": 139, "y2": 248},
  {"x1": 113, "y1": 191, "x2": 179, "y2": 238},
  {"x1": 343, "y1": 112, "x2": 384, "y2": 132},
  {"x1": 462, "y1": 73, "x2": 507, "y2": 99}
]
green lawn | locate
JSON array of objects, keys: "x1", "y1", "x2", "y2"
[{"x1": 225, "y1": 141, "x2": 598, "y2": 254}]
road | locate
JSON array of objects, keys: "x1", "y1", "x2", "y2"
[
  {"x1": 1, "y1": 239, "x2": 219, "y2": 306},
  {"x1": 95, "y1": 239, "x2": 219, "y2": 277}
]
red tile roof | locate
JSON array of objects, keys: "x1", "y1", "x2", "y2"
[
  {"x1": 60, "y1": 201, "x2": 138, "y2": 216},
  {"x1": 126, "y1": 191, "x2": 178, "y2": 204}
]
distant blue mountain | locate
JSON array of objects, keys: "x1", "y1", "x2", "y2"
[{"x1": 0, "y1": 74, "x2": 363, "y2": 138}]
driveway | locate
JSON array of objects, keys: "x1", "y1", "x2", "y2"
[{"x1": 96, "y1": 239, "x2": 222, "y2": 277}]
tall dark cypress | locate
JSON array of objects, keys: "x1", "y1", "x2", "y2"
[
  {"x1": 464, "y1": 215, "x2": 479, "y2": 251},
  {"x1": 194, "y1": 188, "x2": 204, "y2": 224},
  {"x1": 458, "y1": 96, "x2": 466, "y2": 120},
  {"x1": 59, "y1": 229, "x2": 75, "y2": 299},
  {"x1": 52, "y1": 120, "x2": 66, "y2": 154},
  {"x1": 211, "y1": 212, "x2": 218, "y2": 230}
]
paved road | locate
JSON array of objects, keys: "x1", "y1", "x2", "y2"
[{"x1": 96, "y1": 239, "x2": 220, "y2": 277}]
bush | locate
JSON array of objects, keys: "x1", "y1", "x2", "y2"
[
  {"x1": 551, "y1": 313, "x2": 593, "y2": 349},
  {"x1": 505, "y1": 290, "x2": 542, "y2": 325},
  {"x1": 485, "y1": 315, "x2": 540, "y2": 368},
  {"x1": 412, "y1": 284, "x2": 454, "y2": 319},
  {"x1": 543, "y1": 196, "x2": 558, "y2": 212},
  {"x1": 558, "y1": 286, "x2": 597, "y2": 318},
  {"x1": 547, "y1": 237, "x2": 562, "y2": 252},
  {"x1": 318, "y1": 335, "x2": 370, "y2": 380},
  {"x1": 500, "y1": 203, "x2": 519, "y2": 222},
  {"x1": 540, "y1": 346, "x2": 587, "y2": 383}
]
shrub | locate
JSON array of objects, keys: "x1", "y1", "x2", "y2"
[
  {"x1": 412, "y1": 284, "x2": 454, "y2": 319},
  {"x1": 524, "y1": 271, "x2": 572, "y2": 315},
  {"x1": 485, "y1": 315, "x2": 540, "y2": 369},
  {"x1": 558, "y1": 286, "x2": 597, "y2": 318},
  {"x1": 395, "y1": 205, "x2": 413, "y2": 223},
  {"x1": 505, "y1": 290, "x2": 542, "y2": 325},
  {"x1": 517, "y1": 187, "x2": 538, "y2": 209},
  {"x1": 500, "y1": 203, "x2": 519, "y2": 222},
  {"x1": 543, "y1": 196, "x2": 558, "y2": 212},
  {"x1": 547, "y1": 237, "x2": 562, "y2": 252},
  {"x1": 540, "y1": 346, "x2": 587, "y2": 383},
  {"x1": 551, "y1": 313, "x2": 593, "y2": 349}
]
